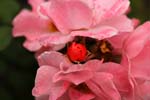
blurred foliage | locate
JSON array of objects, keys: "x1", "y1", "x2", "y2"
[
  {"x1": 129, "y1": 0, "x2": 150, "y2": 22},
  {"x1": 0, "y1": 0, "x2": 150, "y2": 100},
  {"x1": 0, "y1": 0, "x2": 19, "y2": 24},
  {"x1": 0, "y1": 0, "x2": 37, "y2": 100},
  {"x1": 0, "y1": 26, "x2": 11, "y2": 51}
]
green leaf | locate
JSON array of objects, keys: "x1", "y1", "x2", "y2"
[
  {"x1": 0, "y1": 61, "x2": 7, "y2": 74},
  {"x1": 0, "y1": 0, "x2": 20, "y2": 23},
  {"x1": 0, "y1": 87, "x2": 12, "y2": 100},
  {"x1": 0, "y1": 26, "x2": 12, "y2": 51}
]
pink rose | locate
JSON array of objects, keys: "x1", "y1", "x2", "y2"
[
  {"x1": 32, "y1": 22, "x2": 150, "y2": 100},
  {"x1": 12, "y1": 0, "x2": 150, "y2": 100},
  {"x1": 12, "y1": 0, "x2": 133, "y2": 52},
  {"x1": 123, "y1": 21, "x2": 150, "y2": 100},
  {"x1": 32, "y1": 51, "x2": 132, "y2": 100}
]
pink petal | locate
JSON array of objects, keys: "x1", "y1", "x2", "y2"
[
  {"x1": 37, "y1": 33, "x2": 73, "y2": 51},
  {"x1": 13, "y1": 10, "x2": 73, "y2": 51},
  {"x1": 47, "y1": 0, "x2": 93, "y2": 33},
  {"x1": 37, "y1": 2, "x2": 51, "y2": 19},
  {"x1": 53, "y1": 64, "x2": 93, "y2": 85},
  {"x1": 12, "y1": 10, "x2": 49, "y2": 39},
  {"x1": 131, "y1": 18, "x2": 140, "y2": 28},
  {"x1": 100, "y1": 62, "x2": 132, "y2": 94},
  {"x1": 124, "y1": 21, "x2": 150, "y2": 59},
  {"x1": 71, "y1": 25, "x2": 118, "y2": 40},
  {"x1": 83, "y1": 60, "x2": 103, "y2": 72},
  {"x1": 13, "y1": 10, "x2": 71, "y2": 51},
  {"x1": 125, "y1": 6, "x2": 131, "y2": 14},
  {"x1": 86, "y1": 72, "x2": 121, "y2": 100},
  {"x1": 121, "y1": 55, "x2": 145, "y2": 100},
  {"x1": 93, "y1": 72, "x2": 121, "y2": 100},
  {"x1": 127, "y1": 79, "x2": 150, "y2": 100},
  {"x1": 35, "y1": 95, "x2": 49, "y2": 100},
  {"x1": 49, "y1": 81, "x2": 71, "y2": 100},
  {"x1": 23, "y1": 40, "x2": 42, "y2": 51},
  {"x1": 130, "y1": 42, "x2": 150, "y2": 80},
  {"x1": 85, "y1": 80, "x2": 106, "y2": 100},
  {"x1": 23, "y1": 35, "x2": 68, "y2": 52},
  {"x1": 68, "y1": 87, "x2": 95, "y2": 100},
  {"x1": 28, "y1": 0, "x2": 45, "y2": 11},
  {"x1": 32, "y1": 65, "x2": 58, "y2": 97},
  {"x1": 38, "y1": 33, "x2": 73, "y2": 46},
  {"x1": 32, "y1": 66, "x2": 70, "y2": 100},
  {"x1": 80, "y1": 0, "x2": 130, "y2": 25},
  {"x1": 24, "y1": 32, "x2": 73, "y2": 51},
  {"x1": 103, "y1": 0, "x2": 130, "y2": 19},
  {"x1": 138, "y1": 81, "x2": 150, "y2": 100},
  {"x1": 108, "y1": 32, "x2": 129, "y2": 49},
  {"x1": 57, "y1": 92, "x2": 70, "y2": 100},
  {"x1": 37, "y1": 51, "x2": 67, "y2": 67},
  {"x1": 100, "y1": 15, "x2": 134, "y2": 32}
]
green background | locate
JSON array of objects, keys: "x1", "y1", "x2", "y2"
[{"x1": 0, "y1": 0, "x2": 150, "y2": 100}]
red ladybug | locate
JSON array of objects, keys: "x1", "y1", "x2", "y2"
[{"x1": 67, "y1": 42, "x2": 87, "y2": 62}]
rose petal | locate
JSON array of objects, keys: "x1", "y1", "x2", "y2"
[
  {"x1": 38, "y1": 2, "x2": 52, "y2": 19},
  {"x1": 53, "y1": 64, "x2": 93, "y2": 85},
  {"x1": 100, "y1": 62, "x2": 132, "y2": 94},
  {"x1": 35, "y1": 95, "x2": 49, "y2": 100},
  {"x1": 48, "y1": 0, "x2": 93, "y2": 33},
  {"x1": 100, "y1": 15, "x2": 134, "y2": 32},
  {"x1": 24, "y1": 32, "x2": 73, "y2": 51},
  {"x1": 37, "y1": 51, "x2": 67, "y2": 67},
  {"x1": 28, "y1": 0, "x2": 45, "y2": 11},
  {"x1": 108, "y1": 32, "x2": 129, "y2": 49},
  {"x1": 131, "y1": 18, "x2": 140, "y2": 28},
  {"x1": 86, "y1": 72, "x2": 121, "y2": 100},
  {"x1": 68, "y1": 87, "x2": 95, "y2": 100},
  {"x1": 12, "y1": 10, "x2": 49, "y2": 39},
  {"x1": 131, "y1": 42, "x2": 150, "y2": 80},
  {"x1": 71, "y1": 25, "x2": 118, "y2": 40},
  {"x1": 57, "y1": 92, "x2": 70, "y2": 100},
  {"x1": 32, "y1": 65, "x2": 58, "y2": 96},
  {"x1": 138, "y1": 81, "x2": 150, "y2": 100},
  {"x1": 32, "y1": 66, "x2": 70, "y2": 100},
  {"x1": 84, "y1": 60, "x2": 102, "y2": 72},
  {"x1": 80, "y1": 0, "x2": 130, "y2": 24},
  {"x1": 103, "y1": 0, "x2": 130, "y2": 20},
  {"x1": 124, "y1": 21, "x2": 150, "y2": 59},
  {"x1": 92, "y1": 72, "x2": 121, "y2": 100},
  {"x1": 23, "y1": 40, "x2": 42, "y2": 51},
  {"x1": 38, "y1": 33, "x2": 73, "y2": 45},
  {"x1": 49, "y1": 81, "x2": 71, "y2": 100},
  {"x1": 13, "y1": 9, "x2": 71, "y2": 51},
  {"x1": 37, "y1": 33, "x2": 73, "y2": 51},
  {"x1": 85, "y1": 80, "x2": 106, "y2": 100}
]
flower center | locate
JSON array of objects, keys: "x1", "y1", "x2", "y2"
[
  {"x1": 67, "y1": 42, "x2": 87, "y2": 62},
  {"x1": 72, "y1": 83, "x2": 91, "y2": 93},
  {"x1": 48, "y1": 22, "x2": 58, "y2": 32},
  {"x1": 59, "y1": 36, "x2": 122, "y2": 64},
  {"x1": 100, "y1": 41, "x2": 111, "y2": 53}
]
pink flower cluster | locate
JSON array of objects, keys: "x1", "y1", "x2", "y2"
[{"x1": 12, "y1": 0, "x2": 150, "y2": 100}]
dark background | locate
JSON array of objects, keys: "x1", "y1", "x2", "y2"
[{"x1": 0, "y1": 0, "x2": 150, "y2": 100}]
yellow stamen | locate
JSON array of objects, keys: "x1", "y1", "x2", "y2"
[
  {"x1": 48, "y1": 22, "x2": 58, "y2": 32},
  {"x1": 100, "y1": 41, "x2": 110, "y2": 53}
]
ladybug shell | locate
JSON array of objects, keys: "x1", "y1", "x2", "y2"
[{"x1": 67, "y1": 42, "x2": 87, "y2": 62}]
